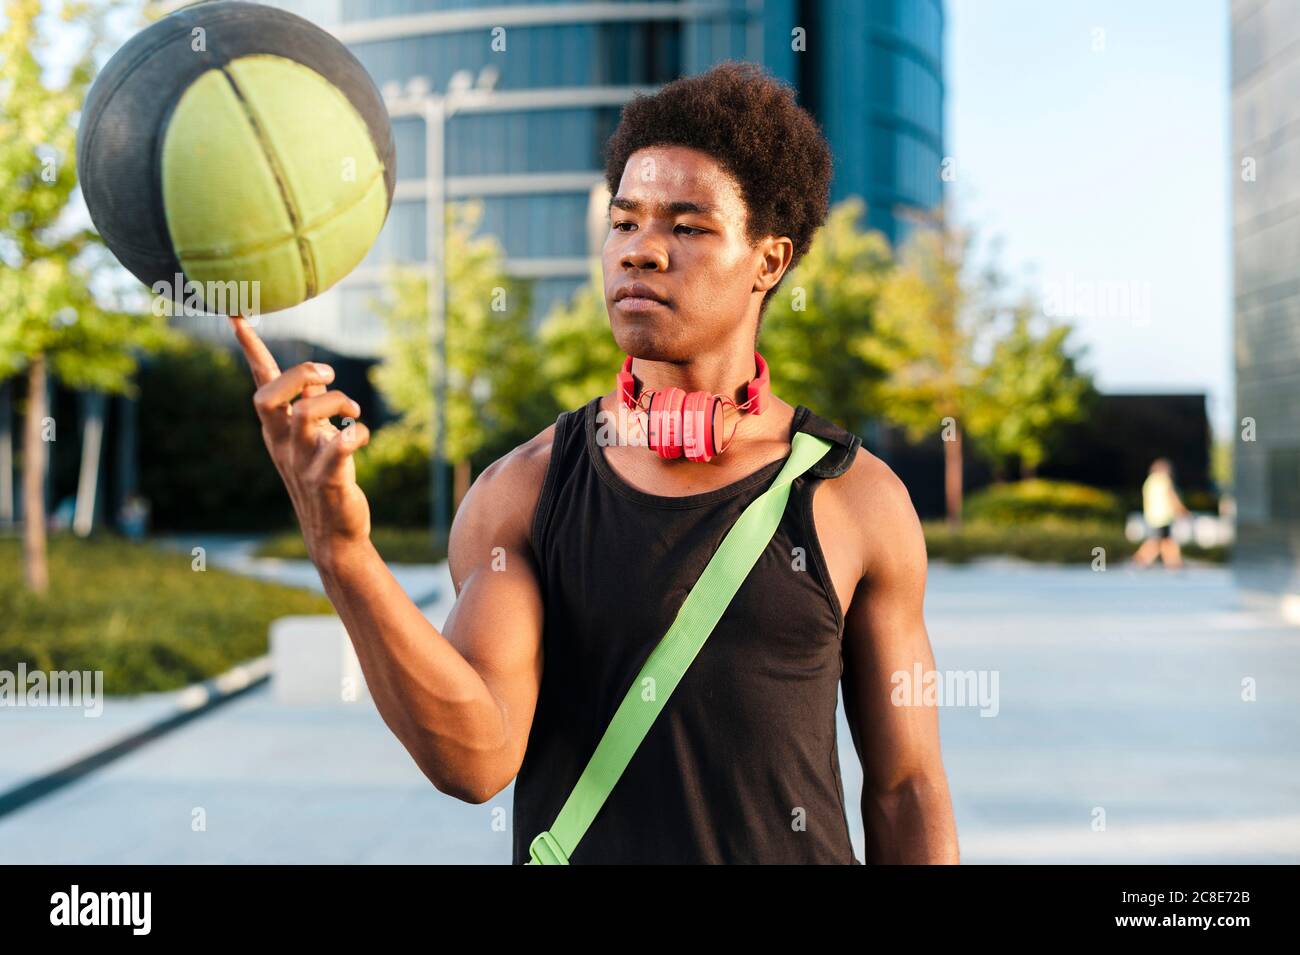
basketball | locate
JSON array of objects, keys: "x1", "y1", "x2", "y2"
[{"x1": 76, "y1": 0, "x2": 395, "y2": 316}]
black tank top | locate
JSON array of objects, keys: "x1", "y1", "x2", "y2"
[{"x1": 514, "y1": 395, "x2": 864, "y2": 864}]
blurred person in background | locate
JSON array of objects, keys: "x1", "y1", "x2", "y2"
[{"x1": 1133, "y1": 458, "x2": 1190, "y2": 569}]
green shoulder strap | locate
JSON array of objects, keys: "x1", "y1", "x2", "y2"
[{"x1": 527, "y1": 430, "x2": 834, "y2": 864}]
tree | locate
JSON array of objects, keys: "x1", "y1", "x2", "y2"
[
  {"x1": 756, "y1": 197, "x2": 893, "y2": 433},
  {"x1": 966, "y1": 302, "x2": 1094, "y2": 479},
  {"x1": 862, "y1": 218, "x2": 994, "y2": 525},
  {"x1": 535, "y1": 259, "x2": 624, "y2": 412},
  {"x1": 367, "y1": 200, "x2": 545, "y2": 511},
  {"x1": 0, "y1": 0, "x2": 169, "y2": 593}
]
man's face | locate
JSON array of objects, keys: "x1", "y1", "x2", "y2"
[{"x1": 603, "y1": 145, "x2": 783, "y2": 361}]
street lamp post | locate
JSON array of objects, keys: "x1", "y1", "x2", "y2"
[
  {"x1": 423, "y1": 94, "x2": 448, "y2": 552},
  {"x1": 383, "y1": 68, "x2": 497, "y2": 551}
]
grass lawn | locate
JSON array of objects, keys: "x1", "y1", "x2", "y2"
[
  {"x1": 0, "y1": 535, "x2": 333, "y2": 694},
  {"x1": 255, "y1": 526, "x2": 448, "y2": 564}
]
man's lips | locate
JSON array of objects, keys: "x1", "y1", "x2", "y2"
[
  {"x1": 615, "y1": 282, "x2": 669, "y2": 306},
  {"x1": 616, "y1": 295, "x2": 668, "y2": 311}
]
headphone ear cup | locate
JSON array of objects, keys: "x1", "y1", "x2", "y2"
[
  {"x1": 656, "y1": 387, "x2": 686, "y2": 459},
  {"x1": 706, "y1": 395, "x2": 723, "y2": 460},
  {"x1": 646, "y1": 389, "x2": 664, "y2": 456},
  {"x1": 683, "y1": 391, "x2": 707, "y2": 462}
]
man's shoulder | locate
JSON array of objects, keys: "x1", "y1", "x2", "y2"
[
  {"x1": 469, "y1": 418, "x2": 560, "y2": 508},
  {"x1": 454, "y1": 399, "x2": 590, "y2": 537},
  {"x1": 448, "y1": 413, "x2": 574, "y2": 587},
  {"x1": 818, "y1": 442, "x2": 925, "y2": 580},
  {"x1": 827, "y1": 444, "x2": 916, "y2": 520}
]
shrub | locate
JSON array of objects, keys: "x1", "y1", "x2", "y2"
[
  {"x1": 922, "y1": 520, "x2": 1227, "y2": 564},
  {"x1": 354, "y1": 422, "x2": 431, "y2": 527},
  {"x1": 963, "y1": 479, "x2": 1125, "y2": 525},
  {"x1": 137, "y1": 340, "x2": 293, "y2": 530}
]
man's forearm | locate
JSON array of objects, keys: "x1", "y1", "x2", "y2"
[
  {"x1": 861, "y1": 773, "x2": 960, "y2": 863},
  {"x1": 312, "y1": 539, "x2": 509, "y2": 802}
]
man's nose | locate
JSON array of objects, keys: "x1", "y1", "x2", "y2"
[{"x1": 621, "y1": 246, "x2": 665, "y2": 271}]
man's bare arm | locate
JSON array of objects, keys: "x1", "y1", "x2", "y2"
[
  {"x1": 316, "y1": 440, "x2": 548, "y2": 804},
  {"x1": 229, "y1": 317, "x2": 546, "y2": 804},
  {"x1": 837, "y1": 451, "x2": 959, "y2": 863}
]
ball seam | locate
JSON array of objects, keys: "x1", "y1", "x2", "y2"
[{"x1": 216, "y1": 64, "x2": 319, "y2": 300}]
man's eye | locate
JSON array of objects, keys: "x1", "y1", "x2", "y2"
[
  {"x1": 675, "y1": 225, "x2": 704, "y2": 235},
  {"x1": 612, "y1": 221, "x2": 633, "y2": 232}
]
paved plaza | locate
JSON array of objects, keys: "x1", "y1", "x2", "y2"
[{"x1": 2, "y1": 559, "x2": 1297, "y2": 863}]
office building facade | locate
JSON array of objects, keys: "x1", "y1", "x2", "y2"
[
  {"x1": 222, "y1": 0, "x2": 947, "y2": 357},
  {"x1": 1232, "y1": 0, "x2": 1300, "y2": 602}
]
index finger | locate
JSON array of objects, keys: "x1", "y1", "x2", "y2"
[{"x1": 229, "y1": 315, "x2": 281, "y2": 387}]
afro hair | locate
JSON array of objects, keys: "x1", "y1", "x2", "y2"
[{"x1": 603, "y1": 60, "x2": 833, "y2": 325}]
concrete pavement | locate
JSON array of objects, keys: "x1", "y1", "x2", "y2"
[{"x1": 2, "y1": 560, "x2": 1297, "y2": 863}]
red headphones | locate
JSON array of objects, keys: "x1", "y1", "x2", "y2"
[{"x1": 616, "y1": 351, "x2": 770, "y2": 462}]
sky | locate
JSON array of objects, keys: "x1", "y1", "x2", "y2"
[{"x1": 946, "y1": 0, "x2": 1231, "y2": 436}]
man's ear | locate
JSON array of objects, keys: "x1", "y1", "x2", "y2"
[{"x1": 753, "y1": 235, "x2": 794, "y2": 295}]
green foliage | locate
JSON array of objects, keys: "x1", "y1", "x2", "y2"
[
  {"x1": 757, "y1": 198, "x2": 892, "y2": 432},
  {"x1": 967, "y1": 306, "x2": 1095, "y2": 476},
  {"x1": 0, "y1": 534, "x2": 332, "y2": 693},
  {"x1": 368, "y1": 201, "x2": 553, "y2": 465},
  {"x1": 864, "y1": 215, "x2": 1097, "y2": 519},
  {"x1": 352, "y1": 420, "x2": 431, "y2": 527},
  {"x1": 963, "y1": 479, "x2": 1125, "y2": 525},
  {"x1": 536, "y1": 258, "x2": 624, "y2": 412},
  {"x1": 860, "y1": 219, "x2": 988, "y2": 441},
  {"x1": 136, "y1": 339, "x2": 293, "y2": 530},
  {"x1": 0, "y1": 0, "x2": 171, "y2": 390}
]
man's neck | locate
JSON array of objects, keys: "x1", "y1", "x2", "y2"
[
  {"x1": 626, "y1": 351, "x2": 760, "y2": 407},
  {"x1": 596, "y1": 391, "x2": 795, "y2": 467}
]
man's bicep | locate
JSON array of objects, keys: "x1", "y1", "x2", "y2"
[
  {"x1": 840, "y1": 469, "x2": 941, "y2": 793},
  {"x1": 442, "y1": 450, "x2": 548, "y2": 770}
]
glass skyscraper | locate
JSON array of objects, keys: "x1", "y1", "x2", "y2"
[
  {"x1": 169, "y1": 0, "x2": 946, "y2": 358},
  {"x1": 1232, "y1": 0, "x2": 1300, "y2": 606}
]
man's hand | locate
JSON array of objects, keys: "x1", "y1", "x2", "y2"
[{"x1": 229, "y1": 315, "x2": 372, "y2": 563}]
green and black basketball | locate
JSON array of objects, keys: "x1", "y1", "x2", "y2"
[{"x1": 76, "y1": 0, "x2": 395, "y2": 315}]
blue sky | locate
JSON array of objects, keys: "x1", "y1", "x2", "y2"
[{"x1": 947, "y1": 0, "x2": 1231, "y2": 436}]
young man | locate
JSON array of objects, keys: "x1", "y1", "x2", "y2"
[{"x1": 230, "y1": 62, "x2": 958, "y2": 864}]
